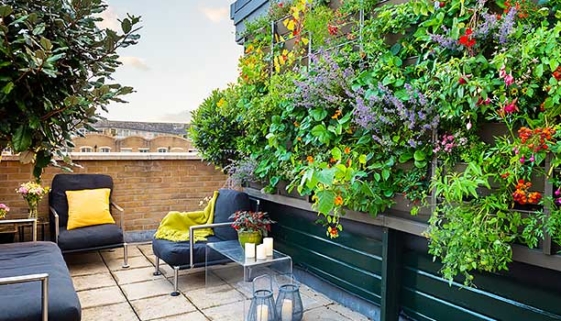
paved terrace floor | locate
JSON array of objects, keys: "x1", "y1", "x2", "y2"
[{"x1": 69, "y1": 243, "x2": 373, "y2": 321}]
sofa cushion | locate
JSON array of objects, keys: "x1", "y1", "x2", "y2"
[
  {"x1": 66, "y1": 188, "x2": 115, "y2": 230},
  {"x1": 0, "y1": 241, "x2": 81, "y2": 321},
  {"x1": 152, "y1": 236, "x2": 228, "y2": 267},
  {"x1": 58, "y1": 223, "x2": 123, "y2": 252},
  {"x1": 213, "y1": 189, "x2": 251, "y2": 241}
]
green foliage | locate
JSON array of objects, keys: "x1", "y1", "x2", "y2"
[
  {"x1": 193, "y1": 0, "x2": 561, "y2": 285},
  {"x1": 189, "y1": 88, "x2": 243, "y2": 169},
  {"x1": 0, "y1": 0, "x2": 141, "y2": 178}
]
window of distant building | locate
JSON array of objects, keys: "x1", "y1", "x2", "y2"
[
  {"x1": 157, "y1": 147, "x2": 168, "y2": 153},
  {"x1": 1, "y1": 147, "x2": 12, "y2": 155},
  {"x1": 139, "y1": 148, "x2": 149, "y2": 153},
  {"x1": 121, "y1": 148, "x2": 133, "y2": 153},
  {"x1": 80, "y1": 147, "x2": 93, "y2": 152},
  {"x1": 170, "y1": 147, "x2": 184, "y2": 152},
  {"x1": 100, "y1": 147, "x2": 111, "y2": 153}
]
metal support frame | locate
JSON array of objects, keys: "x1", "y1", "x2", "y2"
[
  {"x1": 0, "y1": 218, "x2": 37, "y2": 242},
  {"x1": 0, "y1": 273, "x2": 49, "y2": 321}
]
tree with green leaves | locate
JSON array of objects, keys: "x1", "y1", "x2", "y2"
[{"x1": 0, "y1": 0, "x2": 141, "y2": 178}]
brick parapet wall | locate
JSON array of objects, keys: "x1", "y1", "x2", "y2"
[{"x1": 0, "y1": 154, "x2": 227, "y2": 232}]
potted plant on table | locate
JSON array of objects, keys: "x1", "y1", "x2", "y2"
[{"x1": 229, "y1": 211, "x2": 276, "y2": 247}]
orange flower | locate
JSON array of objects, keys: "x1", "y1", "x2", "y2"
[
  {"x1": 332, "y1": 109, "x2": 342, "y2": 119},
  {"x1": 334, "y1": 195, "x2": 343, "y2": 206},
  {"x1": 344, "y1": 146, "x2": 351, "y2": 154},
  {"x1": 328, "y1": 226, "x2": 339, "y2": 238},
  {"x1": 293, "y1": 121, "x2": 300, "y2": 127},
  {"x1": 307, "y1": 156, "x2": 314, "y2": 163}
]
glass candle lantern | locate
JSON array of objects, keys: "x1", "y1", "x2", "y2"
[
  {"x1": 275, "y1": 283, "x2": 303, "y2": 321},
  {"x1": 247, "y1": 275, "x2": 277, "y2": 321}
]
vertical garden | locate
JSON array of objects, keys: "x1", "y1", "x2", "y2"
[{"x1": 191, "y1": 0, "x2": 561, "y2": 285}]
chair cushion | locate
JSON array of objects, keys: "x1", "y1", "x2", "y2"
[
  {"x1": 58, "y1": 224, "x2": 123, "y2": 252},
  {"x1": 50, "y1": 174, "x2": 113, "y2": 228},
  {"x1": 152, "y1": 236, "x2": 227, "y2": 267},
  {"x1": 214, "y1": 189, "x2": 251, "y2": 241},
  {"x1": 0, "y1": 242, "x2": 81, "y2": 321},
  {"x1": 66, "y1": 188, "x2": 115, "y2": 230}
]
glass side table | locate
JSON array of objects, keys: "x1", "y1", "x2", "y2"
[{"x1": 205, "y1": 240, "x2": 293, "y2": 283}]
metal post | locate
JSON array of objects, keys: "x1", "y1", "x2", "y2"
[
  {"x1": 380, "y1": 228, "x2": 402, "y2": 321},
  {"x1": 172, "y1": 266, "x2": 180, "y2": 296},
  {"x1": 122, "y1": 243, "x2": 130, "y2": 268},
  {"x1": 41, "y1": 275, "x2": 49, "y2": 321}
]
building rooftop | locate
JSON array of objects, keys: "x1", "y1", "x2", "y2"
[{"x1": 95, "y1": 120, "x2": 189, "y2": 136}]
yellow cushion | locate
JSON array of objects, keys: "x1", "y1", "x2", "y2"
[{"x1": 66, "y1": 188, "x2": 115, "y2": 230}]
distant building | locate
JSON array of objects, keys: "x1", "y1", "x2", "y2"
[{"x1": 71, "y1": 120, "x2": 195, "y2": 153}]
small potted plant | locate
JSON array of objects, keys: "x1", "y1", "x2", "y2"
[{"x1": 229, "y1": 210, "x2": 276, "y2": 247}]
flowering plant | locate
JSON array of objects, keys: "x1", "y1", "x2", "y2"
[
  {"x1": 0, "y1": 204, "x2": 9, "y2": 219},
  {"x1": 16, "y1": 182, "x2": 49, "y2": 218},
  {"x1": 229, "y1": 211, "x2": 276, "y2": 235}
]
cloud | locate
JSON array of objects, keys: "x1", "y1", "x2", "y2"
[
  {"x1": 119, "y1": 56, "x2": 150, "y2": 71},
  {"x1": 96, "y1": 6, "x2": 120, "y2": 31},
  {"x1": 200, "y1": 6, "x2": 229, "y2": 23}
]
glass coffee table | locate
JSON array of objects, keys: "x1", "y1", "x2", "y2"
[{"x1": 205, "y1": 240, "x2": 292, "y2": 283}]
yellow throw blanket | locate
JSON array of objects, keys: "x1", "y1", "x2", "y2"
[{"x1": 154, "y1": 191, "x2": 218, "y2": 242}]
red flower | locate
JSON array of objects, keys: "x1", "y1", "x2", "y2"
[
  {"x1": 459, "y1": 28, "x2": 476, "y2": 47},
  {"x1": 327, "y1": 24, "x2": 339, "y2": 36}
]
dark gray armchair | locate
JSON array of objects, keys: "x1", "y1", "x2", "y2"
[
  {"x1": 49, "y1": 173, "x2": 129, "y2": 268},
  {"x1": 152, "y1": 188, "x2": 252, "y2": 296}
]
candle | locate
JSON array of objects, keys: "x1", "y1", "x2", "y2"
[
  {"x1": 256, "y1": 244, "x2": 267, "y2": 260},
  {"x1": 281, "y1": 299, "x2": 293, "y2": 321},
  {"x1": 263, "y1": 237, "x2": 273, "y2": 256},
  {"x1": 257, "y1": 303, "x2": 268, "y2": 321},
  {"x1": 245, "y1": 242, "x2": 256, "y2": 259}
]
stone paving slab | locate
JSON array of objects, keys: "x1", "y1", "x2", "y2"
[
  {"x1": 202, "y1": 299, "x2": 250, "y2": 321},
  {"x1": 78, "y1": 285, "x2": 127, "y2": 309},
  {"x1": 68, "y1": 261, "x2": 110, "y2": 277},
  {"x1": 73, "y1": 272, "x2": 116, "y2": 291},
  {"x1": 81, "y1": 302, "x2": 138, "y2": 321},
  {"x1": 303, "y1": 305, "x2": 358, "y2": 320},
  {"x1": 329, "y1": 303, "x2": 374, "y2": 321},
  {"x1": 107, "y1": 255, "x2": 153, "y2": 271},
  {"x1": 152, "y1": 311, "x2": 209, "y2": 321},
  {"x1": 64, "y1": 252, "x2": 103, "y2": 265},
  {"x1": 114, "y1": 266, "x2": 164, "y2": 285},
  {"x1": 121, "y1": 279, "x2": 175, "y2": 301},
  {"x1": 131, "y1": 294, "x2": 196, "y2": 320},
  {"x1": 186, "y1": 284, "x2": 245, "y2": 310},
  {"x1": 100, "y1": 246, "x2": 143, "y2": 260},
  {"x1": 137, "y1": 244, "x2": 154, "y2": 257},
  {"x1": 177, "y1": 271, "x2": 211, "y2": 292}
]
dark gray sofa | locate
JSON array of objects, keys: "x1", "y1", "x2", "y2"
[
  {"x1": 152, "y1": 188, "x2": 252, "y2": 295},
  {"x1": 0, "y1": 241, "x2": 81, "y2": 321}
]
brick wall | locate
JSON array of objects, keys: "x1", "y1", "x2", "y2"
[{"x1": 0, "y1": 154, "x2": 227, "y2": 232}]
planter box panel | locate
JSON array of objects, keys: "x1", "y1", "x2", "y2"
[
  {"x1": 275, "y1": 240, "x2": 382, "y2": 304},
  {"x1": 401, "y1": 251, "x2": 561, "y2": 321},
  {"x1": 275, "y1": 223, "x2": 383, "y2": 275}
]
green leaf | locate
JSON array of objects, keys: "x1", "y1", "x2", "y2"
[
  {"x1": 2, "y1": 81, "x2": 14, "y2": 94},
  {"x1": 311, "y1": 124, "x2": 327, "y2": 137},
  {"x1": 33, "y1": 23, "x2": 46, "y2": 36},
  {"x1": 12, "y1": 125, "x2": 32, "y2": 152},
  {"x1": 414, "y1": 150, "x2": 426, "y2": 161},
  {"x1": 331, "y1": 147, "x2": 342, "y2": 161},
  {"x1": 382, "y1": 169, "x2": 391, "y2": 181},
  {"x1": 121, "y1": 18, "x2": 132, "y2": 33},
  {"x1": 358, "y1": 154, "x2": 367, "y2": 164},
  {"x1": 0, "y1": 5, "x2": 12, "y2": 17},
  {"x1": 316, "y1": 190, "x2": 336, "y2": 214},
  {"x1": 310, "y1": 108, "x2": 328, "y2": 121}
]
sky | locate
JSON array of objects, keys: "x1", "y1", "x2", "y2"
[{"x1": 98, "y1": 0, "x2": 243, "y2": 123}]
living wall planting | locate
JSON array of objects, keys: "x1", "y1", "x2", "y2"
[{"x1": 191, "y1": 0, "x2": 561, "y2": 284}]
